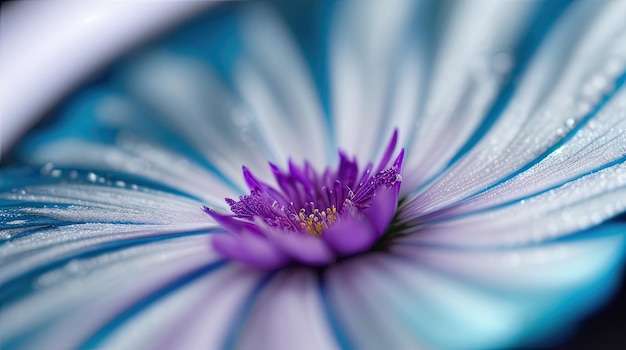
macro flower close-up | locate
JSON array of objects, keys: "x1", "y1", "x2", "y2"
[{"x1": 2, "y1": 0, "x2": 626, "y2": 349}]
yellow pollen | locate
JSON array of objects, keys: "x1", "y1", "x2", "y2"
[{"x1": 297, "y1": 205, "x2": 337, "y2": 237}]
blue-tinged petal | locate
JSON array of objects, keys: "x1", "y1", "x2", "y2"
[
  {"x1": 392, "y1": 225, "x2": 626, "y2": 293},
  {"x1": 0, "y1": 183, "x2": 214, "y2": 227},
  {"x1": 15, "y1": 86, "x2": 244, "y2": 200},
  {"x1": 0, "y1": 176, "x2": 218, "y2": 293},
  {"x1": 97, "y1": 264, "x2": 267, "y2": 350},
  {"x1": 327, "y1": 225, "x2": 626, "y2": 349},
  {"x1": 437, "y1": 89, "x2": 626, "y2": 218},
  {"x1": 234, "y1": 268, "x2": 339, "y2": 350},
  {"x1": 0, "y1": 223, "x2": 217, "y2": 290},
  {"x1": 117, "y1": 50, "x2": 276, "y2": 185},
  {"x1": 233, "y1": 4, "x2": 332, "y2": 168},
  {"x1": 23, "y1": 138, "x2": 239, "y2": 205},
  {"x1": 402, "y1": 162, "x2": 626, "y2": 247},
  {"x1": 405, "y1": 0, "x2": 626, "y2": 211},
  {"x1": 329, "y1": 0, "x2": 418, "y2": 162},
  {"x1": 401, "y1": 0, "x2": 543, "y2": 190},
  {"x1": 0, "y1": 235, "x2": 224, "y2": 349},
  {"x1": 323, "y1": 254, "x2": 432, "y2": 349}
]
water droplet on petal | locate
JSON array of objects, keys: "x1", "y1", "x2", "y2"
[
  {"x1": 40, "y1": 162, "x2": 54, "y2": 174},
  {"x1": 87, "y1": 173, "x2": 97, "y2": 182},
  {"x1": 555, "y1": 127, "x2": 565, "y2": 136},
  {"x1": 577, "y1": 102, "x2": 592, "y2": 116},
  {"x1": 591, "y1": 74, "x2": 608, "y2": 91},
  {"x1": 605, "y1": 57, "x2": 624, "y2": 78}
]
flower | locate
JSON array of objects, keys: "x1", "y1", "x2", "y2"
[
  {"x1": 205, "y1": 131, "x2": 404, "y2": 269},
  {"x1": 2, "y1": 0, "x2": 626, "y2": 349}
]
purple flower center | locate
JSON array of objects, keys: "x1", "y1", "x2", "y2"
[{"x1": 204, "y1": 131, "x2": 404, "y2": 269}]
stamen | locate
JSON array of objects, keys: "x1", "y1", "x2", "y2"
[{"x1": 218, "y1": 133, "x2": 403, "y2": 238}]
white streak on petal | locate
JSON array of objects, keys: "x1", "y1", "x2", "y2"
[
  {"x1": 405, "y1": 163, "x2": 626, "y2": 247},
  {"x1": 235, "y1": 5, "x2": 331, "y2": 168},
  {"x1": 447, "y1": 89, "x2": 626, "y2": 216},
  {"x1": 330, "y1": 0, "x2": 416, "y2": 162},
  {"x1": 407, "y1": 0, "x2": 626, "y2": 213},
  {"x1": 121, "y1": 51, "x2": 273, "y2": 186},
  {"x1": 25, "y1": 138, "x2": 234, "y2": 205},
  {"x1": 1, "y1": 183, "x2": 211, "y2": 225},
  {"x1": 392, "y1": 226, "x2": 626, "y2": 291},
  {"x1": 102, "y1": 264, "x2": 265, "y2": 350},
  {"x1": 328, "y1": 244, "x2": 623, "y2": 350},
  {"x1": 0, "y1": 223, "x2": 215, "y2": 286},
  {"x1": 325, "y1": 255, "x2": 428, "y2": 349},
  {"x1": 236, "y1": 268, "x2": 339, "y2": 350},
  {"x1": 0, "y1": 235, "x2": 219, "y2": 348},
  {"x1": 402, "y1": 0, "x2": 537, "y2": 191}
]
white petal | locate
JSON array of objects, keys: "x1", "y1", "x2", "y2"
[
  {"x1": 326, "y1": 227, "x2": 625, "y2": 349},
  {"x1": 406, "y1": 0, "x2": 626, "y2": 212},
  {"x1": 402, "y1": 0, "x2": 538, "y2": 191},
  {"x1": 392, "y1": 225, "x2": 626, "y2": 292},
  {"x1": 1, "y1": 183, "x2": 217, "y2": 284},
  {"x1": 1, "y1": 183, "x2": 211, "y2": 226},
  {"x1": 235, "y1": 268, "x2": 339, "y2": 350},
  {"x1": 233, "y1": 4, "x2": 331, "y2": 168},
  {"x1": 324, "y1": 254, "x2": 429, "y2": 349},
  {"x1": 101, "y1": 264, "x2": 266, "y2": 350},
  {"x1": 119, "y1": 51, "x2": 274, "y2": 186},
  {"x1": 0, "y1": 223, "x2": 216, "y2": 288},
  {"x1": 25, "y1": 137, "x2": 237, "y2": 205},
  {"x1": 329, "y1": 0, "x2": 417, "y2": 162},
  {"x1": 442, "y1": 89, "x2": 626, "y2": 217},
  {"x1": 403, "y1": 162, "x2": 626, "y2": 247},
  {"x1": 0, "y1": 235, "x2": 221, "y2": 349}
]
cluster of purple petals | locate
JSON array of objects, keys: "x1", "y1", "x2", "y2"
[{"x1": 204, "y1": 131, "x2": 404, "y2": 269}]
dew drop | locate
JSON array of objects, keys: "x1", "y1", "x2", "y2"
[
  {"x1": 587, "y1": 120, "x2": 597, "y2": 129},
  {"x1": 50, "y1": 169, "x2": 62, "y2": 178},
  {"x1": 565, "y1": 118, "x2": 576, "y2": 128},
  {"x1": 591, "y1": 74, "x2": 608, "y2": 91},
  {"x1": 65, "y1": 260, "x2": 82, "y2": 273},
  {"x1": 590, "y1": 212, "x2": 603, "y2": 224},
  {"x1": 87, "y1": 173, "x2": 97, "y2": 182},
  {"x1": 605, "y1": 57, "x2": 624, "y2": 78},
  {"x1": 577, "y1": 101, "x2": 592, "y2": 116},
  {"x1": 40, "y1": 162, "x2": 54, "y2": 174},
  {"x1": 6, "y1": 220, "x2": 26, "y2": 225}
]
